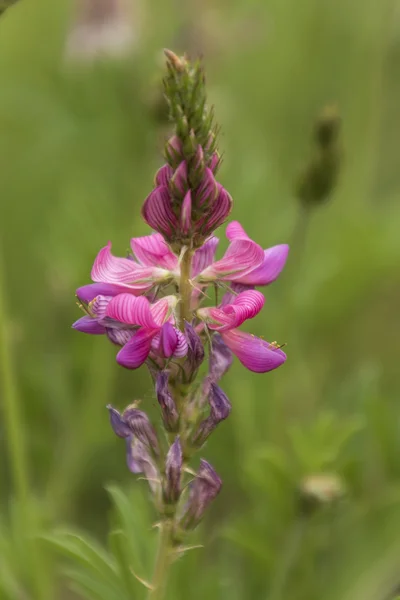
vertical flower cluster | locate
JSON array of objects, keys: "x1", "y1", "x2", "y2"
[{"x1": 73, "y1": 51, "x2": 288, "y2": 558}]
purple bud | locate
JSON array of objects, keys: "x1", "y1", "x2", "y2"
[
  {"x1": 155, "y1": 164, "x2": 173, "y2": 187},
  {"x1": 199, "y1": 184, "x2": 233, "y2": 236},
  {"x1": 191, "y1": 144, "x2": 205, "y2": 182},
  {"x1": 209, "y1": 334, "x2": 233, "y2": 381},
  {"x1": 192, "y1": 383, "x2": 231, "y2": 447},
  {"x1": 122, "y1": 405, "x2": 159, "y2": 455},
  {"x1": 180, "y1": 459, "x2": 222, "y2": 530},
  {"x1": 209, "y1": 151, "x2": 221, "y2": 174},
  {"x1": 194, "y1": 167, "x2": 218, "y2": 207},
  {"x1": 184, "y1": 322, "x2": 205, "y2": 375},
  {"x1": 155, "y1": 371, "x2": 179, "y2": 432},
  {"x1": 142, "y1": 186, "x2": 178, "y2": 238},
  {"x1": 180, "y1": 190, "x2": 192, "y2": 234},
  {"x1": 169, "y1": 161, "x2": 188, "y2": 199},
  {"x1": 107, "y1": 405, "x2": 132, "y2": 438},
  {"x1": 165, "y1": 135, "x2": 184, "y2": 168},
  {"x1": 126, "y1": 436, "x2": 160, "y2": 495},
  {"x1": 158, "y1": 322, "x2": 178, "y2": 358},
  {"x1": 164, "y1": 437, "x2": 182, "y2": 504}
]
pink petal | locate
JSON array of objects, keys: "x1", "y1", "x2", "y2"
[
  {"x1": 236, "y1": 245, "x2": 289, "y2": 286},
  {"x1": 150, "y1": 295, "x2": 178, "y2": 327},
  {"x1": 221, "y1": 329, "x2": 286, "y2": 373},
  {"x1": 192, "y1": 237, "x2": 219, "y2": 277},
  {"x1": 173, "y1": 328, "x2": 188, "y2": 358},
  {"x1": 158, "y1": 322, "x2": 178, "y2": 357},
  {"x1": 226, "y1": 221, "x2": 250, "y2": 241},
  {"x1": 141, "y1": 186, "x2": 178, "y2": 237},
  {"x1": 180, "y1": 190, "x2": 192, "y2": 234},
  {"x1": 198, "y1": 290, "x2": 265, "y2": 331},
  {"x1": 72, "y1": 316, "x2": 106, "y2": 334},
  {"x1": 89, "y1": 295, "x2": 112, "y2": 318},
  {"x1": 197, "y1": 238, "x2": 264, "y2": 282},
  {"x1": 199, "y1": 185, "x2": 233, "y2": 236},
  {"x1": 106, "y1": 294, "x2": 157, "y2": 328},
  {"x1": 130, "y1": 233, "x2": 178, "y2": 270},
  {"x1": 155, "y1": 164, "x2": 173, "y2": 187},
  {"x1": 91, "y1": 242, "x2": 163, "y2": 290},
  {"x1": 116, "y1": 328, "x2": 156, "y2": 369}
]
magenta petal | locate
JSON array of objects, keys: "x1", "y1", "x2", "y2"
[
  {"x1": 170, "y1": 161, "x2": 188, "y2": 198},
  {"x1": 91, "y1": 242, "x2": 159, "y2": 290},
  {"x1": 116, "y1": 328, "x2": 156, "y2": 369},
  {"x1": 130, "y1": 233, "x2": 178, "y2": 270},
  {"x1": 173, "y1": 328, "x2": 188, "y2": 358},
  {"x1": 226, "y1": 221, "x2": 250, "y2": 241},
  {"x1": 158, "y1": 322, "x2": 178, "y2": 357},
  {"x1": 221, "y1": 329, "x2": 286, "y2": 373},
  {"x1": 199, "y1": 290, "x2": 265, "y2": 331},
  {"x1": 150, "y1": 296, "x2": 177, "y2": 327},
  {"x1": 194, "y1": 167, "x2": 218, "y2": 207},
  {"x1": 155, "y1": 164, "x2": 173, "y2": 187},
  {"x1": 199, "y1": 185, "x2": 233, "y2": 236},
  {"x1": 141, "y1": 186, "x2": 178, "y2": 237},
  {"x1": 180, "y1": 190, "x2": 192, "y2": 234},
  {"x1": 237, "y1": 245, "x2": 289, "y2": 285},
  {"x1": 192, "y1": 237, "x2": 219, "y2": 277},
  {"x1": 76, "y1": 283, "x2": 129, "y2": 303},
  {"x1": 106, "y1": 328, "x2": 134, "y2": 346},
  {"x1": 106, "y1": 294, "x2": 157, "y2": 328},
  {"x1": 72, "y1": 316, "x2": 106, "y2": 334},
  {"x1": 197, "y1": 238, "x2": 264, "y2": 282}
]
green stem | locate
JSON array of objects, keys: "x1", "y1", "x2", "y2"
[
  {"x1": 147, "y1": 521, "x2": 174, "y2": 600},
  {"x1": 0, "y1": 250, "x2": 50, "y2": 600},
  {"x1": 178, "y1": 247, "x2": 194, "y2": 330}
]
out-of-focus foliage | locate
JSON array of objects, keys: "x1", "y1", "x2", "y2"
[{"x1": 0, "y1": 0, "x2": 400, "y2": 598}]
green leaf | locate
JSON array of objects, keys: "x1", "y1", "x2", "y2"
[{"x1": 64, "y1": 567, "x2": 127, "y2": 600}]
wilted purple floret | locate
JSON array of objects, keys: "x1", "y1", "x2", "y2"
[
  {"x1": 164, "y1": 437, "x2": 183, "y2": 504},
  {"x1": 209, "y1": 334, "x2": 233, "y2": 382},
  {"x1": 193, "y1": 383, "x2": 231, "y2": 447},
  {"x1": 155, "y1": 371, "x2": 179, "y2": 432},
  {"x1": 180, "y1": 459, "x2": 222, "y2": 530},
  {"x1": 126, "y1": 436, "x2": 160, "y2": 494},
  {"x1": 108, "y1": 405, "x2": 159, "y2": 455},
  {"x1": 184, "y1": 322, "x2": 205, "y2": 376}
]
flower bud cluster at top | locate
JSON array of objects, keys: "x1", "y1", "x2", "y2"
[{"x1": 72, "y1": 50, "x2": 289, "y2": 545}]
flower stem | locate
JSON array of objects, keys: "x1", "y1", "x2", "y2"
[
  {"x1": 148, "y1": 520, "x2": 174, "y2": 600},
  {"x1": 178, "y1": 247, "x2": 194, "y2": 330}
]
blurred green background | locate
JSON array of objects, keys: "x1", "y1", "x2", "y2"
[{"x1": 1, "y1": 0, "x2": 400, "y2": 598}]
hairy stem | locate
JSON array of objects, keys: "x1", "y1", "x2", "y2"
[
  {"x1": 178, "y1": 247, "x2": 194, "y2": 330},
  {"x1": 148, "y1": 521, "x2": 174, "y2": 600}
]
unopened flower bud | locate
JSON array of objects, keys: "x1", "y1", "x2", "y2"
[
  {"x1": 155, "y1": 164, "x2": 173, "y2": 187},
  {"x1": 184, "y1": 322, "x2": 205, "y2": 377},
  {"x1": 198, "y1": 185, "x2": 233, "y2": 236},
  {"x1": 126, "y1": 436, "x2": 160, "y2": 495},
  {"x1": 209, "y1": 334, "x2": 233, "y2": 381},
  {"x1": 191, "y1": 145, "x2": 205, "y2": 185},
  {"x1": 194, "y1": 168, "x2": 218, "y2": 208},
  {"x1": 165, "y1": 135, "x2": 184, "y2": 168},
  {"x1": 107, "y1": 405, "x2": 159, "y2": 455},
  {"x1": 164, "y1": 437, "x2": 182, "y2": 504},
  {"x1": 170, "y1": 161, "x2": 189, "y2": 200},
  {"x1": 209, "y1": 151, "x2": 221, "y2": 174},
  {"x1": 192, "y1": 383, "x2": 231, "y2": 447},
  {"x1": 180, "y1": 459, "x2": 222, "y2": 530},
  {"x1": 180, "y1": 191, "x2": 192, "y2": 234},
  {"x1": 155, "y1": 371, "x2": 179, "y2": 432}
]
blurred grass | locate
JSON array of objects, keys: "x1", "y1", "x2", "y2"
[{"x1": 1, "y1": 0, "x2": 400, "y2": 598}]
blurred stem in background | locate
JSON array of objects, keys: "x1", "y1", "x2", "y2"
[{"x1": 0, "y1": 249, "x2": 51, "y2": 600}]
